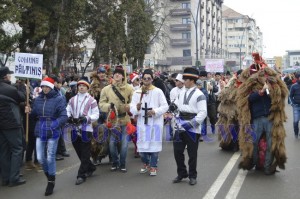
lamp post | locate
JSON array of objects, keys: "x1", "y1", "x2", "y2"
[
  {"x1": 191, "y1": 0, "x2": 202, "y2": 69},
  {"x1": 239, "y1": 16, "x2": 250, "y2": 69}
]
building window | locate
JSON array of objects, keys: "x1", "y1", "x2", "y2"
[
  {"x1": 182, "y1": 32, "x2": 191, "y2": 39},
  {"x1": 183, "y1": 49, "x2": 191, "y2": 57},
  {"x1": 182, "y1": 3, "x2": 190, "y2": 8},
  {"x1": 182, "y1": 18, "x2": 191, "y2": 24},
  {"x1": 145, "y1": 46, "x2": 151, "y2": 54}
]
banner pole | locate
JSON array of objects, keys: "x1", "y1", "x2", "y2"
[{"x1": 26, "y1": 78, "x2": 29, "y2": 143}]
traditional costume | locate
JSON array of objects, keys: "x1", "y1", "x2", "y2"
[
  {"x1": 66, "y1": 79, "x2": 99, "y2": 185},
  {"x1": 217, "y1": 70, "x2": 243, "y2": 151},
  {"x1": 172, "y1": 67, "x2": 207, "y2": 185},
  {"x1": 89, "y1": 66, "x2": 111, "y2": 165},
  {"x1": 237, "y1": 53, "x2": 288, "y2": 173},
  {"x1": 130, "y1": 69, "x2": 168, "y2": 176}
]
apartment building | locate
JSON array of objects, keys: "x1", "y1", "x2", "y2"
[
  {"x1": 222, "y1": 5, "x2": 263, "y2": 69},
  {"x1": 145, "y1": 0, "x2": 224, "y2": 72}
]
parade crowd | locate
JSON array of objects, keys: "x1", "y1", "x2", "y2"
[{"x1": 0, "y1": 53, "x2": 295, "y2": 196}]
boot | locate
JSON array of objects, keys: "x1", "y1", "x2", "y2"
[{"x1": 45, "y1": 175, "x2": 55, "y2": 196}]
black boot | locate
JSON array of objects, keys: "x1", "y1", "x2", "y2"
[{"x1": 45, "y1": 175, "x2": 55, "y2": 196}]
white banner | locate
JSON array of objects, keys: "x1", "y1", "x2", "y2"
[
  {"x1": 205, "y1": 59, "x2": 224, "y2": 73},
  {"x1": 14, "y1": 53, "x2": 43, "y2": 79}
]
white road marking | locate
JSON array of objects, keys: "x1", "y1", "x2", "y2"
[
  {"x1": 225, "y1": 169, "x2": 248, "y2": 199},
  {"x1": 56, "y1": 162, "x2": 80, "y2": 176},
  {"x1": 203, "y1": 152, "x2": 240, "y2": 199}
]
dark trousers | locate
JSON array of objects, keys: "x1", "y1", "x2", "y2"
[
  {"x1": 56, "y1": 134, "x2": 67, "y2": 155},
  {"x1": 173, "y1": 130, "x2": 200, "y2": 179},
  {"x1": 71, "y1": 131, "x2": 96, "y2": 179},
  {"x1": 0, "y1": 128, "x2": 23, "y2": 183}
]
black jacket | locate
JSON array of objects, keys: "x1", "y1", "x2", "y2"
[
  {"x1": 248, "y1": 91, "x2": 271, "y2": 119},
  {"x1": 290, "y1": 81, "x2": 300, "y2": 105},
  {"x1": 0, "y1": 80, "x2": 26, "y2": 129}
]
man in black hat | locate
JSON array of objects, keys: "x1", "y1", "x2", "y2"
[
  {"x1": 172, "y1": 67, "x2": 207, "y2": 185},
  {"x1": 0, "y1": 67, "x2": 27, "y2": 186}
]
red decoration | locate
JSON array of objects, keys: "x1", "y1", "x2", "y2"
[
  {"x1": 106, "y1": 121, "x2": 112, "y2": 128},
  {"x1": 126, "y1": 122, "x2": 136, "y2": 135},
  {"x1": 110, "y1": 111, "x2": 116, "y2": 119}
]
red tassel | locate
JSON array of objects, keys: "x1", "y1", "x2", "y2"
[
  {"x1": 126, "y1": 122, "x2": 136, "y2": 135},
  {"x1": 110, "y1": 111, "x2": 116, "y2": 119},
  {"x1": 106, "y1": 121, "x2": 112, "y2": 128}
]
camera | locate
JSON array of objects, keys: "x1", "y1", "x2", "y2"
[{"x1": 168, "y1": 102, "x2": 178, "y2": 113}]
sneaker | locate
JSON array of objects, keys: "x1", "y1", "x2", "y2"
[
  {"x1": 120, "y1": 166, "x2": 127, "y2": 173},
  {"x1": 140, "y1": 164, "x2": 150, "y2": 174},
  {"x1": 149, "y1": 167, "x2": 157, "y2": 176},
  {"x1": 110, "y1": 165, "x2": 118, "y2": 171},
  {"x1": 25, "y1": 161, "x2": 37, "y2": 170},
  {"x1": 92, "y1": 159, "x2": 101, "y2": 166}
]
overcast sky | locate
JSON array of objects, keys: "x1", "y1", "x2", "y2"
[{"x1": 224, "y1": 0, "x2": 300, "y2": 58}]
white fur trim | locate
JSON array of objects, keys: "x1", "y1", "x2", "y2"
[
  {"x1": 131, "y1": 75, "x2": 139, "y2": 82},
  {"x1": 40, "y1": 81, "x2": 54, "y2": 89}
]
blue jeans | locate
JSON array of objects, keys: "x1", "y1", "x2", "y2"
[
  {"x1": 140, "y1": 152, "x2": 159, "y2": 168},
  {"x1": 109, "y1": 125, "x2": 129, "y2": 167},
  {"x1": 292, "y1": 105, "x2": 300, "y2": 136},
  {"x1": 252, "y1": 117, "x2": 273, "y2": 171},
  {"x1": 36, "y1": 137, "x2": 59, "y2": 176}
]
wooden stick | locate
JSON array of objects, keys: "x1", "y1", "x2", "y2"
[{"x1": 26, "y1": 78, "x2": 29, "y2": 143}]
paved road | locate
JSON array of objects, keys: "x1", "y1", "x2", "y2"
[{"x1": 0, "y1": 104, "x2": 299, "y2": 199}]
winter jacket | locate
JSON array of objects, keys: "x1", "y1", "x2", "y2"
[
  {"x1": 99, "y1": 82, "x2": 133, "y2": 125},
  {"x1": 290, "y1": 81, "x2": 300, "y2": 105},
  {"x1": 30, "y1": 89, "x2": 68, "y2": 139},
  {"x1": 0, "y1": 80, "x2": 25, "y2": 129},
  {"x1": 248, "y1": 91, "x2": 271, "y2": 119}
]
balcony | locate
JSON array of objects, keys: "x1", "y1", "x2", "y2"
[
  {"x1": 217, "y1": 27, "x2": 220, "y2": 32},
  {"x1": 212, "y1": 12, "x2": 215, "y2": 18},
  {"x1": 170, "y1": 39, "x2": 191, "y2": 46},
  {"x1": 201, "y1": 15, "x2": 205, "y2": 22},
  {"x1": 212, "y1": 36, "x2": 216, "y2": 41},
  {"x1": 201, "y1": 2, "x2": 204, "y2": 9},
  {"x1": 206, "y1": 6, "x2": 210, "y2": 13},
  {"x1": 249, "y1": 32, "x2": 255, "y2": 41},
  {"x1": 206, "y1": 19, "x2": 210, "y2": 26},
  {"x1": 170, "y1": 8, "x2": 191, "y2": 16},
  {"x1": 212, "y1": 24, "x2": 215, "y2": 29},
  {"x1": 217, "y1": 38, "x2": 221, "y2": 44},
  {"x1": 170, "y1": 24, "x2": 191, "y2": 31},
  {"x1": 206, "y1": 33, "x2": 211, "y2": 39},
  {"x1": 217, "y1": 16, "x2": 220, "y2": 21}
]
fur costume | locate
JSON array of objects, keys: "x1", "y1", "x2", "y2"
[
  {"x1": 89, "y1": 71, "x2": 109, "y2": 103},
  {"x1": 237, "y1": 66, "x2": 288, "y2": 171},
  {"x1": 89, "y1": 71, "x2": 110, "y2": 164},
  {"x1": 217, "y1": 76, "x2": 240, "y2": 150}
]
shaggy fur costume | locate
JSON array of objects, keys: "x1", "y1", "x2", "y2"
[
  {"x1": 217, "y1": 77, "x2": 240, "y2": 150},
  {"x1": 237, "y1": 67, "x2": 288, "y2": 171},
  {"x1": 89, "y1": 71, "x2": 110, "y2": 163},
  {"x1": 89, "y1": 72, "x2": 109, "y2": 103}
]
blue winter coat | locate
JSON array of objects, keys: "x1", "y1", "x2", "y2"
[{"x1": 30, "y1": 89, "x2": 67, "y2": 140}]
